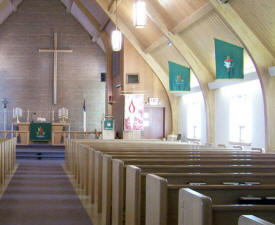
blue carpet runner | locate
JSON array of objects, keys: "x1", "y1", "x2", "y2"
[{"x1": 0, "y1": 159, "x2": 93, "y2": 225}]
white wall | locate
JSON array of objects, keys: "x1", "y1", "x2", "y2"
[
  {"x1": 215, "y1": 79, "x2": 265, "y2": 148},
  {"x1": 178, "y1": 92, "x2": 207, "y2": 144}
]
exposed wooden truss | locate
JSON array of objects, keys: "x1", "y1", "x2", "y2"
[
  {"x1": 209, "y1": 0, "x2": 275, "y2": 151},
  {"x1": 144, "y1": 3, "x2": 213, "y2": 53}
]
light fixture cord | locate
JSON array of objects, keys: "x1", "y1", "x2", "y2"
[{"x1": 115, "y1": 0, "x2": 118, "y2": 30}]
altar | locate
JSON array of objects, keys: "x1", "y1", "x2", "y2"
[
  {"x1": 13, "y1": 122, "x2": 70, "y2": 145},
  {"x1": 12, "y1": 107, "x2": 70, "y2": 145}
]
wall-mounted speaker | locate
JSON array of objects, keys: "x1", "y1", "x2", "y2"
[{"x1": 101, "y1": 73, "x2": 106, "y2": 82}]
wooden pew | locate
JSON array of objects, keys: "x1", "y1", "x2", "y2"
[
  {"x1": 239, "y1": 215, "x2": 274, "y2": 225},
  {"x1": 179, "y1": 188, "x2": 275, "y2": 225},
  {"x1": 125, "y1": 165, "x2": 275, "y2": 225},
  {"x1": 100, "y1": 154, "x2": 275, "y2": 225},
  {"x1": 63, "y1": 140, "x2": 266, "y2": 225},
  {"x1": 110, "y1": 159, "x2": 275, "y2": 225}
]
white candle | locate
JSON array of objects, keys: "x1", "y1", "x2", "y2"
[{"x1": 27, "y1": 110, "x2": 30, "y2": 122}]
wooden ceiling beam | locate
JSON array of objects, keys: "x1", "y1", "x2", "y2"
[
  {"x1": 146, "y1": 1, "x2": 215, "y2": 142},
  {"x1": 209, "y1": 0, "x2": 275, "y2": 151},
  {"x1": 108, "y1": 0, "x2": 122, "y2": 14},
  {"x1": 144, "y1": 3, "x2": 213, "y2": 53},
  {"x1": 73, "y1": 0, "x2": 101, "y2": 31},
  {"x1": 172, "y1": 2, "x2": 213, "y2": 33},
  {"x1": 100, "y1": 17, "x2": 110, "y2": 31},
  {"x1": 93, "y1": 0, "x2": 180, "y2": 134}
]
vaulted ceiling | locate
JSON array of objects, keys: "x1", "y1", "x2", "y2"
[{"x1": 0, "y1": 0, "x2": 274, "y2": 82}]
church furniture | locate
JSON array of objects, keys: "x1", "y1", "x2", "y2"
[
  {"x1": 179, "y1": 188, "x2": 275, "y2": 225},
  {"x1": 64, "y1": 140, "x2": 267, "y2": 225},
  {"x1": 13, "y1": 122, "x2": 30, "y2": 145},
  {"x1": 64, "y1": 139, "x2": 272, "y2": 225},
  {"x1": 51, "y1": 123, "x2": 69, "y2": 145},
  {"x1": 147, "y1": 175, "x2": 275, "y2": 225},
  {"x1": 110, "y1": 158, "x2": 275, "y2": 225},
  {"x1": 239, "y1": 215, "x2": 275, "y2": 225},
  {"x1": 125, "y1": 164, "x2": 275, "y2": 225},
  {"x1": 0, "y1": 138, "x2": 17, "y2": 194}
]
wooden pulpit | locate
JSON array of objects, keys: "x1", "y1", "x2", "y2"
[
  {"x1": 52, "y1": 123, "x2": 69, "y2": 145},
  {"x1": 13, "y1": 122, "x2": 30, "y2": 145}
]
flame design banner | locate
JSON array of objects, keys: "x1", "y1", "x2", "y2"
[{"x1": 124, "y1": 94, "x2": 144, "y2": 131}]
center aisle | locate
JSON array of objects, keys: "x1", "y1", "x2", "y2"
[{"x1": 0, "y1": 159, "x2": 93, "y2": 225}]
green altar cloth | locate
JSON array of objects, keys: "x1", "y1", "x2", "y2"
[{"x1": 30, "y1": 122, "x2": 52, "y2": 142}]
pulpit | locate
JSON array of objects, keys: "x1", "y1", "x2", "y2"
[
  {"x1": 102, "y1": 119, "x2": 115, "y2": 139},
  {"x1": 52, "y1": 123, "x2": 70, "y2": 145},
  {"x1": 13, "y1": 122, "x2": 30, "y2": 145}
]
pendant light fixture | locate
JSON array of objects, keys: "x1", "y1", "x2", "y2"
[
  {"x1": 111, "y1": 0, "x2": 122, "y2": 51},
  {"x1": 133, "y1": 0, "x2": 146, "y2": 28}
]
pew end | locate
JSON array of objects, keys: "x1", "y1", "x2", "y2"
[
  {"x1": 126, "y1": 165, "x2": 142, "y2": 225},
  {"x1": 112, "y1": 159, "x2": 125, "y2": 225},
  {"x1": 102, "y1": 154, "x2": 112, "y2": 225},
  {"x1": 146, "y1": 174, "x2": 168, "y2": 225},
  {"x1": 178, "y1": 188, "x2": 212, "y2": 225},
  {"x1": 239, "y1": 215, "x2": 274, "y2": 225}
]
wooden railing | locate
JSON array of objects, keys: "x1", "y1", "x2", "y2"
[
  {"x1": 0, "y1": 130, "x2": 102, "y2": 146},
  {"x1": 0, "y1": 138, "x2": 17, "y2": 194}
]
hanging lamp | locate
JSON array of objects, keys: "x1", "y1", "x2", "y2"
[
  {"x1": 133, "y1": 0, "x2": 146, "y2": 28},
  {"x1": 111, "y1": 0, "x2": 122, "y2": 51}
]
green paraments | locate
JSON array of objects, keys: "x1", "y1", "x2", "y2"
[
  {"x1": 169, "y1": 61, "x2": 190, "y2": 91},
  {"x1": 215, "y1": 39, "x2": 244, "y2": 79},
  {"x1": 30, "y1": 122, "x2": 52, "y2": 142}
]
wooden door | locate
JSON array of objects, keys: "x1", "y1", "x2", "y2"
[{"x1": 143, "y1": 107, "x2": 165, "y2": 139}]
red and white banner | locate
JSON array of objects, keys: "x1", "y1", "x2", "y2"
[{"x1": 124, "y1": 94, "x2": 144, "y2": 131}]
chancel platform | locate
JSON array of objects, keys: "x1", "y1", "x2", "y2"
[{"x1": 13, "y1": 122, "x2": 69, "y2": 145}]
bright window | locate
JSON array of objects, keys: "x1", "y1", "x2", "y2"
[
  {"x1": 185, "y1": 93, "x2": 202, "y2": 139},
  {"x1": 229, "y1": 94, "x2": 251, "y2": 143}
]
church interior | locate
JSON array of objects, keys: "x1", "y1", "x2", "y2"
[{"x1": 0, "y1": 0, "x2": 275, "y2": 224}]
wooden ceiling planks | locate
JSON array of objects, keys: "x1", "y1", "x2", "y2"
[
  {"x1": 230, "y1": 0, "x2": 275, "y2": 57},
  {"x1": 179, "y1": 11, "x2": 254, "y2": 78}
]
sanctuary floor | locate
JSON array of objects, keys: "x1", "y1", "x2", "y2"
[{"x1": 0, "y1": 158, "x2": 93, "y2": 225}]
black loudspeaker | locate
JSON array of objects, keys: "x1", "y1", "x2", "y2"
[{"x1": 101, "y1": 73, "x2": 106, "y2": 82}]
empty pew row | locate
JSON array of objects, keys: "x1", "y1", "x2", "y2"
[
  {"x1": 66, "y1": 142, "x2": 272, "y2": 225},
  {"x1": 65, "y1": 139, "x2": 262, "y2": 169},
  {"x1": 179, "y1": 188, "x2": 275, "y2": 225},
  {"x1": 110, "y1": 158, "x2": 275, "y2": 225},
  {"x1": 126, "y1": 164, "x2": 275, "y2": 225},
  {"x1": 239, "y1": 215, "x2": 274, "y2": 225},
  {"x1": 146, "y1": 174, "x2": 275, "y2": 225},
  {"x1": 64, "y1": 140, "x2": 270, "y2": 225},
  {"x1": 66, "y1": 143, "x2": 272, "y2": 225},
  {"x1": 0, "y1": 138, "x2": 17, "y2": 193},
  {"x1": 66, "y1": 140, "x2": 265, "y2": 185}
]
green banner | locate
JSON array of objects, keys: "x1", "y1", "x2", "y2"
[
  {"x1": 215, "y1": 39, "x2": 244, "y2": 79},
  {"x1": 30, "y1": 123, "x2": 52, "y2": 142},
  {"x1": 169, "y1": 61, "x2": 190, "y2": 91}
]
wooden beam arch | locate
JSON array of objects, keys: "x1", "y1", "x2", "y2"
[{"x1": 209, "y1": 0, "x2": 275, "y2": 151}]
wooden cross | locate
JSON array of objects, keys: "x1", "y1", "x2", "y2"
[{"x1": 39, "y1": 32, "x2": 73, "y2": 105}]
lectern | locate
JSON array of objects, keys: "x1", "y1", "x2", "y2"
[{"x1": 13, "y1": 122, "x2": 30, "y2": 145}]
